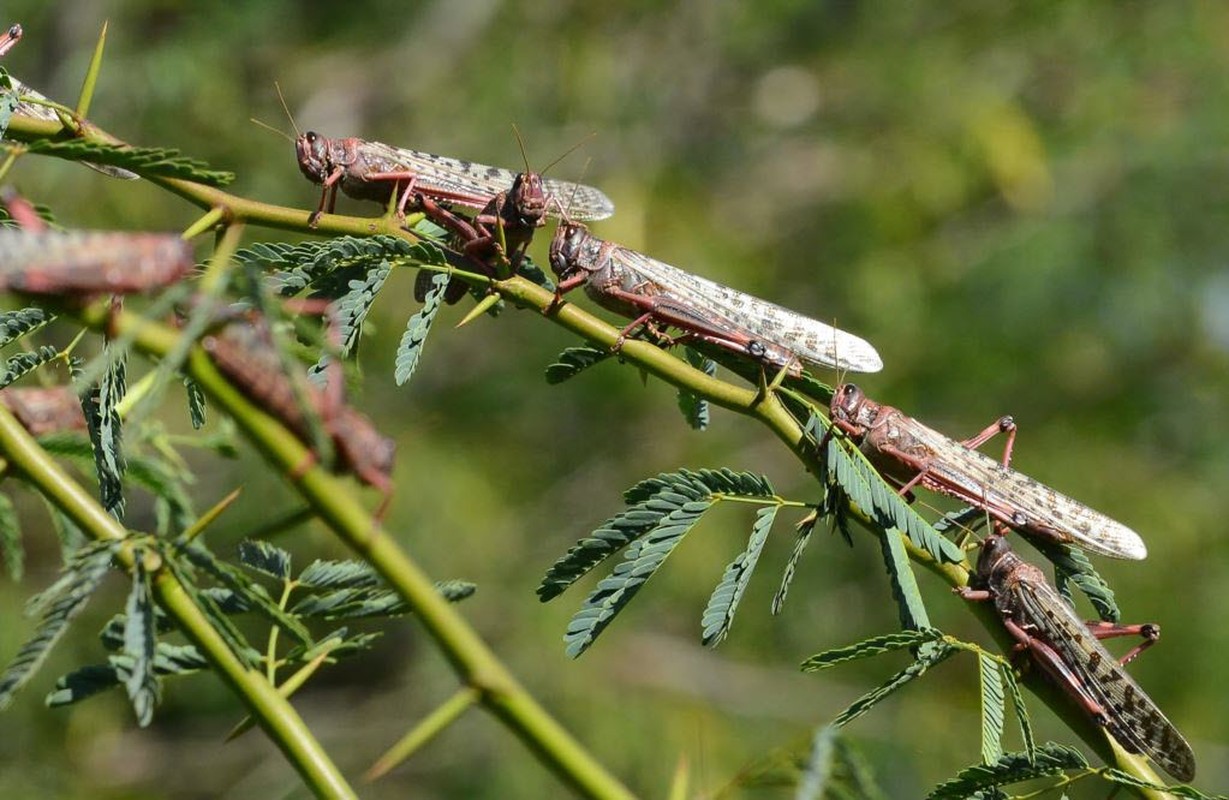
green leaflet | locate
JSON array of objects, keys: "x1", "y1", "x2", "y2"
[
  {"x1": 977, "y1": 653, "x2": 1005, "y2": 765},
  {"x1": 795, "y1": 724, "x2": 837, "y2": 800},
  {"x1": 801, "y1": 628, "x2": 946, "y2": 672},
  {"x1": 179, "y1": 543, "x2": 313, "y2": 647},
  {"x1": 544, "y1": 345, "x2": 612, "y2": 384},
  {"x1": 0, "y1": 307, "x2": 54, "y2": 348},
  {"x1": 0, "y1": 492, "x2": 22, "y2": 580},
  {"x1": 290, "y1": 581, "x2": 475, "y2": 620},
  {"x1": 0, "y1": 540, "x2": 115, "y2": 710},
  {"x1": 822, "y1": 426, "x2": 964, "y2": 564},
  {"x1": 82, "y1": 344, "x2": 127, "y2": 519},
  {"x1": 297, "y1": 558, "x2": 381, "y2": 590},
  {"x1": 830, "y1": 642, "x2": 956, "y2": 727},
  {"x1": 538, "y1": 468, "x2": 774, "y2": 601},
  {"x1": 1099, "y1": 768, "x2": 1220, "y2": 798},
  {"x1": 999, "y1": 658, "x2": 1036, "y2": 763},
  {"x1": 308, "y1": 259, "x2": 391, "y2": 384},
  {"x1": 771, "y1": 511, "x2": 816, "y2": 615},
  {"x1": 878, "y1": 525, "x2": 932, "y2": 635},
  {"x1": 238, "y1": 540, "x2": 293, "y2": 581},
  {"x1": 925, "y1": 743, "x2": 1088, "y2": 799},
  {"x1": 394, "y1": 270, "x2": 448, "y2": 387},
  {"x1": 564, "y1": 499, "x2": 711, "y2": 658},
  {"x1": 676, "y1": 348, "x2": 716, "y2": 431},
  {"x1": 184, "y1": 376, "x2": 207, "y2": 430},
  {"x1": 21, "y1": 138, "x2": 234, "y2": 185},
  {"x1": 122, "y1": 553, "x2": 159, "y2": 726},
  {"x1": 0, "y1": 345, "x2": 58, "y2": 388},
  {"x1": 701, "y1": 504, "x2": 778, "y2": 646}
]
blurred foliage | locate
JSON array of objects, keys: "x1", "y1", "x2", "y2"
[{"x1": 1, "y1": 1, "x2": 1227, "y2": 797}]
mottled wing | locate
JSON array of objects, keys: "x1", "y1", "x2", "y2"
[
  {"x1": 903, "y1": 421, "x2": 1147, "y2": 560},
  {"x1": 363, "y1": 141, "x2": 613, "y2": 220},
  {"x1": 608, "y1": 246, "x2": 883, "y2": 373},
  {"x1": 1009, "y1": 579, "x2": 1196, "y2": 782},
  {"x1": 0, "y1": 230, "x2": 192, "y2": 292},
  {"x1": 541, "y1": 176, "x2": 614, "y2": 221},
  {"x1": 9, "y1": 77, "x2": 138, "y2": 180}
]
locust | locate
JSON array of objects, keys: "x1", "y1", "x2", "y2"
[
  {"x1": 200, "y1": 315, "x2": 395, "y2": 520},
  {"x1": 547, "y1": 221, "x2": 884, "y2": 374},
  {"x1": 0, "y1": 190, "x2": 193, "y2": 294},
  {"x1": 959, "y1": 533, "x2": 1195, "y2": 782},
  {"x1": 0, "y1": 23, "x2": 137, "y2": 181},
  {"x1": 828, "y1": 383, "x2": 1147, "y2": 559},
  {"x1": 412, "y1": 170, "x2": 548, "y2": 303},
  {"x1": 0, "y1": 386, "x2": 87, "y2": 435},
  {"x1": 294, "y1": 130, "x2": 614, "y2": 226}
]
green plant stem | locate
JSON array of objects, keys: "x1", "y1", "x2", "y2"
[
  {"x1": 8, "y1": 108, "x2": 1171, "y2": 796},
  {"x1": 0, "y1": 406, "x2": 357, "y2": 800}
]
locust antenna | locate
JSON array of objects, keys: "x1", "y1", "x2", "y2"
[
  {"x1": 539, "y1": 131, "x2": 597, "y2": 178},
  {"x1": 274, "y1": 81, "x2": 301, "y2": 137},
  {"x1": 249, "y1": 117, "x2": 294, "y2": 143},
  {"x1": 554, "y1": 156, "x2": 592, "y2": 223},
  {"x1": 511, "y1": 123, "x2": 532, "y2": 173}
]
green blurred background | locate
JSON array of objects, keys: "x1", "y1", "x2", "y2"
[{"x1": 2, "y1": 1, "x2": 1227, "y2": 797}]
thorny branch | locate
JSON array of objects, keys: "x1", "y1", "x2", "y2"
[{"x1": 2, "y1": 111, "x2": 1176, "y2": 799}]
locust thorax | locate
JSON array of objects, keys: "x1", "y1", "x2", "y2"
[
  {"x1": 510, "y1": 172, "x2": 548, "y2": 228},
  {"x1": 830, "y1": 383, "x2": 881, "y2": 435},
  {"x1": 549, "y1": 221, "x2": 593, "y2": 280},
  {"x1": 296, "y1": 131, "x2": 333, "y2": 184}
]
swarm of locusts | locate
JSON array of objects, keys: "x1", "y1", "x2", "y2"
[{"x1": 0, "y1": 19, "x2": 1201, "y2": 788}]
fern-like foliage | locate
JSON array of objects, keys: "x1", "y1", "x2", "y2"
[
  {"x1": 179, "y1": 543, "x2": 313, "y2": 646},
  {"x1": 240, "y1": 236, "x2": 439, "y2": 297},
  {"x1": 238, "y1": 539, "x2": 292, "y2": 581},
  {"x1": 771, "y1": 510, "x2": 816, "y2": 615},
  {"x1": 877, "y1": 523, "x2": 933, "y2": 637},
  {"x1": 830, "y1": 641, "x2": 956, "y2": 726},
  {"x1": 20, "y1": 138, "x2": 234, "y2": 185},
  {"x1": 290, "y1": 580, "x2": 475, "y2": 620},
  {"x1": 925, "y1": 743, "x2": 1088, "y2": 799},
  {"x1": 563, "y1": 499, "x2": 710, "y2": 657},
  {"x1": 0, "y1": 345, "x2": 59, "y2": 388},
  {"x1": 977, "y1": 653, "x2": 1005, "y2": 765},
  {"x1": 701, "y1": 505, "x2": 777, "y2": 646},
  {"x1": 0, "y1": 493, "x2": 21, "y2": 580},
  {"x1": 395, "y1": 270, "x2": 448, "y2": 386},
  {"x1": 81, "y1": 344, "x2": 127, "y2": 519},
  {"x1": 308, "y1": 261, "x2": 391, "y2": 382},
  {"x1": 0, "y1": 307, "x2": 54, "y2": 348},
  {"x1": 538, "y1": 468, "x2": 774, "y2": 602},
  {"x1": 0, "y1": 540, "x2": 115, "y2": 710},
  {"x1": 544, "y1": 345, "x2": 611, "y2": 384},
  {"x1": 1031, "y1": 539, "x2": 1120, "y2": 623},
  {"x1": 800, "y1": 629, "x2": 946, "y2": 672},
  {"x1": 818, "y1": 418, "x2": 964, "y2": 564},
  {"x1": 1099, "y1": 768, "x2": 1222, "y2": 798},
  {"x1": 676, "y1": 347, "x2": 716, "y2": 430},
  {"x1": 122, "y1": 553, "x2": 159, "y2": 726}
]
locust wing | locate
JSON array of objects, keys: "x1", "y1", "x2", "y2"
[
  {"x1": 356, "y1": 141, "x2": 613, "y2": 221},
  {"x1": 607, "y1": 246, "x2": 883, "y2": 373},
  {"x1": 900, "y1": 421, "x2": 1147, "y2": 559},
  {"x1": 1008, "y1": 578, "x2": 1195, "y2": 781}
]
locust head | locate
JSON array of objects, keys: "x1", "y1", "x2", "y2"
[
  {"x1": 973, "y1": 533, "x2": 1017, "y2": 588},
  {"x1": 829, "y1": 383, "x2": 880, "y2": 436},
  {"x1": 296, "y1": 131, "x2": 334, "y2": 185},
  {"x1": 509, "y1": 172, "x2": 548, "y2": 228}
]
